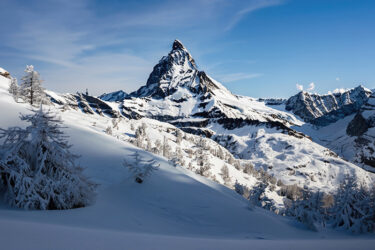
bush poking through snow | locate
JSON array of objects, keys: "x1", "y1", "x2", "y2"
[
  {"x1": 123, "y1": 151, "x2": 159, "y2": 183},
  {"x1": 0, "y1": 107, "x2": 97, "y2": 210}
]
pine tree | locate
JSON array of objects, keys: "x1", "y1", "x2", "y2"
[
  {"x1": 235, "y1": 180, "x2": 244, "y2": 196},
  {"x1": 243, "y1": 162, "x2": 254, "y2": 175},
  {"x1": 195, "y1": 163, "x2": 211, "y2": 177},
  {"x1": 176, "y1": 130, "x2": 183, "y2": 145},
  {"x1": 135, "y1": 123, "x2": 148, "y2": 148},
  {"x1": 8, "y1": 77, "x2": 19, "y2": 101},
  {"x1": 162, "y1": 136, "x2": 171, "y2": 158},
  {"x1": 105, "y1": 126, "x2": 113, "y2": 135},
  {"x1": 19, "y1": 65, "x2": 49, "y2": 106},
  {"x1": 331, "y1": 175, "x2": 373, "y2": 233},
  {"x1": 285, "y1": 191, "x2": 324, "y2": 231},
  {"x1": 0, "y1": 107, "x2": 96, "y2": 210},
  {"x1": 249, "y1": 182, "x2": 274, "y2": 210},
  {"x1": 220, "y1": 164, "x2": 231, "y2": 185},
  {"x1": 217, "y1": 147, "x2": 224, "y2": 160},
  {"x1": 112, "y1": 118, "x2": 121, "y2": 130},
  {"x1": 234, "y1": 180, "x2": 250, "y2": 199},
  {"x1": 123, "y1": 151, "x2": 159, "y2": 183},
  {"x1": 146, "y1": 139, "x2": 152, "y2": 152},
  {"x1": 154, "y1": 139, "x2": 162, "y2": 155}
]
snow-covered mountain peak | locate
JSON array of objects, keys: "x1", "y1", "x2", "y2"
[
  {"x1": 286, "y1": 85, "x2": 371, "y2": 126},
  {"x1": 172, "y1": 39, "x2": 187, "y2": 51},
  {"x1": 128, "y1": 40, "x2": 199, "y2": 99}
]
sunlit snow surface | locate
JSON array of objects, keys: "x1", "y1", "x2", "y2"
[{"x1": 0, "y1": 76, "x2": 374, "y2": 249}]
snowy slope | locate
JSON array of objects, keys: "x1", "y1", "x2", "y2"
[
  {"x1": 295, "y1": 92, "x2": 375, "y2": 173},
  {"x1": 8, "y1": 68, "x2": 374, "y2": 209},
  {"x1": 3, "y1": 75, "x2": 374, "y2": 249},
  {"x1": 91, "y1": 40, "x2": 374, "y2": 192},
  {"x1": 209, "y1": 122, "x2": 373, "y2": 192}
]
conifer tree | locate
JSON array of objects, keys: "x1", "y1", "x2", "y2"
[
  {"x1": 0, "y1": 107, "x2": 96, "y2": 210},
  {"x1": 19, "y1": 65, "x2": 49, "y2": 106},
  {"x1": 123, "y1": 151, "x2": 159, "y2": 183},
  {"x1": 331, "y1": 175, "x2": 374, "y2": 233},
  {"x1": 8, "y1": 77, "x2": 19, "y2": 101}
]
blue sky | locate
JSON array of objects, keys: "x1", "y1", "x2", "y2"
[{"x1": 0, "y1": 0, "x2": 374, "y2": 98}]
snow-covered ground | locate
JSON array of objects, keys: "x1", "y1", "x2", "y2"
[{"x1": 1, "y1": 75, "x2": 374, "y2": 249}]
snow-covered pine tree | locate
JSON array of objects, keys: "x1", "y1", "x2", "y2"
[
  {"x1": 169, "y1": 147, "x2": 185, "y2": 167},
  {"x1": 331, "y1": 175, "x2": 373, "y2": 233},
  {"x1": 19, "y1": 65, "x2": 49, "y2": 106},
  {"x1": 135, "y1": 130, "x2": 144, "y2": 148},
  {"x1": 234, "y1": 180, "x2": 244, "y2": 196},
  {"x1": 217, "y1": 146, "x2": 224, "y2": 160},
  {"x1": 111, "y1": 118, "x2": 120, "y2": 130},
  {"x1": 162, "y1": 136, "x2": 171, "y2": 158},
  {"x1": 123, "y1": 151, "x2": 159, "y2": 183},
  {"x1": 234, "y1": 180, "x2": 250, "y2": 199},
  {"x1": 0, "y1": 107, "x2": 97, "y2": 210},
  {"x1": 242, "y1": 162, "x2": 254, "y2": 175},
  {"x1": 105, "y1": 126, "x2": 113, "y2": 135},
  {"x1": 195, "y1": 163, "x2": 211, "y2": 177},
  {"x1": 154, "y1": 139, "x2": 162, "y2": 155},
  {"x1": 176, "y1": 130, "x2": 183, "y2": 145},
  {"x1": 8, "y1": 77, "x2": 19, "y2": 101},
  {"x1": 285, "y1": 191, "x2": 324, "y2": 231},
  {"x1": 146, "y1": 139, "x2": 152, "y2": 152},
  {"x1": 220, "y1": 164, "x2": 231, "y2": 185},
  {"x1": 249, "y1": 182, "x2": 275, "y2": 211}
]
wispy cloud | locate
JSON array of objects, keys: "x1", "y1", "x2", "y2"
[
  {"x1": 296, "y1": 83, "x2": 304, "y2": 91},
  {"x1": 225, "y1": 0, "x2": 285, "y2": 31},
  {"x1": 307, "y1": 82, "x2": 315, "y2": 91},
  {"x1": 0, "y1": 0, "x2": 284, "y2": 95},
  {"x1": 296, "y1": 82, "x2": 315, "y2": 92}
]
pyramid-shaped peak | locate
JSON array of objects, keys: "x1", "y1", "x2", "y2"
[{"x1": 172, "y1": 39, "x2": 186, "y2": 50}]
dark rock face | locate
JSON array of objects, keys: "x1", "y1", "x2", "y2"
[
  {"x1": 216, "y1": 118, "x2": 307, "y2": 139},
  {"x1": 361, "y1": 156, "x2": 375, "y2": 169},
  {"x1": 286, "y1": 86, "x2": 371, "y2": 126},
  {"x1": 259, "y1": 98, "x2": 287, "y2": 106},
  {"x1": 172, "y1": 39, "x2": 185, "y2": 50},
  {"x1": 129, "y1": 40, "x2": 198, "y2": 99},
  {"x1": 0, "y1": 70, "x2": 11, "y2": 79},
  {"x1": 346, "y1": 113, "x2": 369, "y2": 136},
  {"x1": 50, "y1": 93, "x2": 120, "y2": 118}
]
